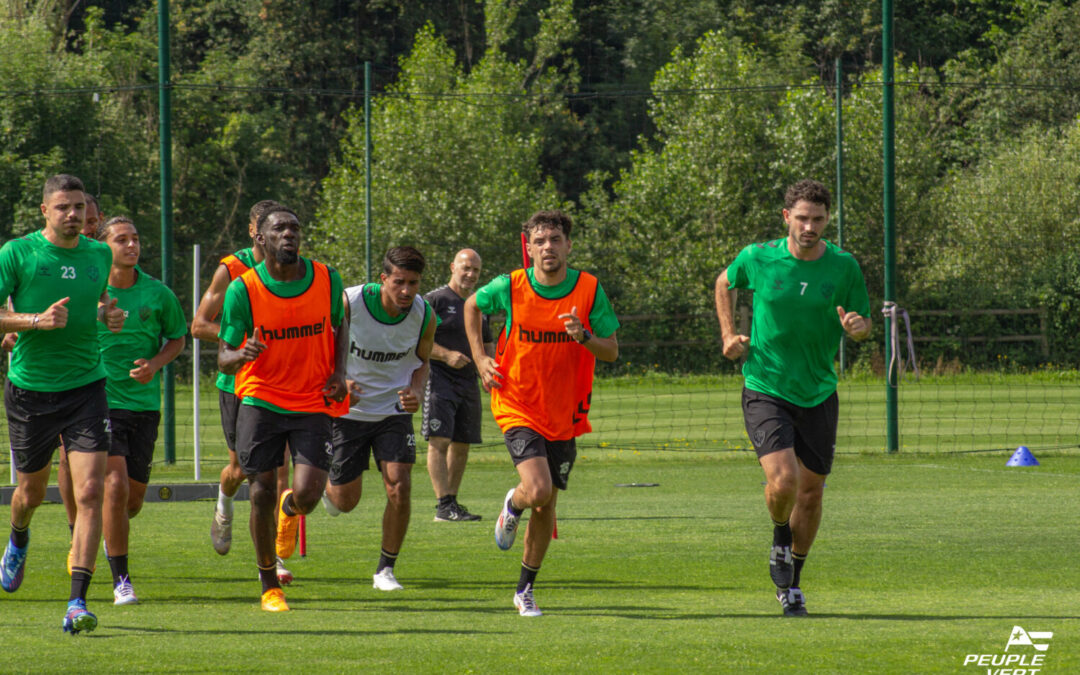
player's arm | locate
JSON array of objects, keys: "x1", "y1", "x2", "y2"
[
  {"x1": 323, "y1": 290, "x2": 350, "y2": 404},
  {"x1": 399, "y1": 309, "x2": 435, "y2": 414},
  {"x1": 465, "y1": 294, "x2": 502, "y2": 391},
  {"x1": 191, "y1": 263, "x2": 233, "y2": 342},
  {"x1": 837, "y1": 307, "x2": 872, "y2": 341},
  {"x1": 218, "y1": 283, "x2": 263, "y2": 374},
  {"x1": 715, "y1": 268, "x2": 749, "y2": 360},
  {"x1": 559, "y1": 306, "x2": 618, "y2": 362},
  {"x1": 98, "y1": 290, "x2": 124, "y2": 333},
  {"x1": 129, "y1": 336, "x2": 186, "y2": 385},
  {"x1": 430, "y1": 341, "x2": 472, "y2": 369},
  {"x1": 0, "y1": 296, "x2": 70, "y2": 333}
]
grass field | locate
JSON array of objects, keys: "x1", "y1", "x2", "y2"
[{"x1": 1, "y1": 451, "x2": 1077, "y2": 673}]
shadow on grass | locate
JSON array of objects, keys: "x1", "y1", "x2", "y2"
[{"x1": 107, "y1": 625, "x2": 508, "y2": 637}]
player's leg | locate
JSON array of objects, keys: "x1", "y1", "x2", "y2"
[
  {"x1": 426, "y1": 435, "x2": 453, "y2": 520},
  {"x1": 446, "y1": 382, "x2": 484, "y2": 520},
  {"x1": 371, "y1": 415, "x2": 416, "y2": 591},
  {"x1": 323, "y1": 417, "x2": 370, "y2": 516},
  {"x1": 212, "y1": 390, "x2": 245, "y2": 555},
  {"x1": 57, "y1": 444, "x2": 77, "y2": 534},
  {"x1": 272, "y1": 443, "x2": 292, "y2": 582},
  {"x1": 3, "y1": 464, "x2": 50, "y2": 593},
  {"x1": 277, "y1": 415, "x2": 332, "y2": 564},
  {"x1": 102, "y1": 454, "x2": 133, "y2": 599},
  {"x1": 107, "y1": 410, "x2": 157, "y2": 605},
  {"x1": 424, "y1": 383, "x2": 459, "y2": 521}
]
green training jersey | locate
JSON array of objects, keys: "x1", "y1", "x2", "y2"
[
  {"x1": 215, "y1": 247, "x2": 258, "y2": 394},
  {"x1": 0, "y1": 231, "x2": 112, "y2": 392},
  {"x1": 474, "y1": 268, "x2": 620, "y2": 339},
  {"x1": 99, "y1": 267, "x2": 188, "y2": 411},
  {"x1": 218, "y1": 257, "x2": 344, "y2": 414},
  {"x1": 726, "y1": 238, "x2": 870, "y2": 407}
]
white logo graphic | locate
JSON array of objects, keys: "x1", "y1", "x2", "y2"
[
  {"x1": 510, "y1": 439, "x2": 527, "y2": 454},
  {"x1": 559, "y1": 461, "x2": 571, "y2": 478},
  {"x1": 406, "y1": 433, "x2": 415, "y2": 449},
  {"x1": 446, "y1": 305, "x2": 457, "y2": 315},
  {"x1": 430, "y1": 419, "x2": 442, "y2": 432},
  {"x1": 1006, "y1": 626, "x2": 1053, "y2": 652},
  {"x1": 324, "y1": 441, "x2": 333, "y2": 457}
]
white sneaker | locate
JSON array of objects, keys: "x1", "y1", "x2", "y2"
[
  {"x1": 276, "y1": 556, "x2": 294, "y2": 586},
  {"x1": 494, "y1": 488, "x2": 521, "y2": 551},
  {"x1": 321, "y1": 492, "x2": 341, "y2": 517},
  {"x1": 372, "y1": 567, "x2": 403, "y2": 591},
  {"x1": 113, "y1": 576, "x2": 138, "y2": 606},
  {"x1": 211, "y1": 509, "x2": 232, "y2": 555},
  {"x1": 513, "y1": 584, "x2": 542, "y2": 617}
]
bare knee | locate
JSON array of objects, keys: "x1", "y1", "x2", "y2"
[
  {"x1": 518, "y1": 482, "x2": 552, "y2": 509},
  {"x1": 385, "y1": 475, "x2": 412, "y2": 508}
]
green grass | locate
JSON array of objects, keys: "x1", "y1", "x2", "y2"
[{"x1": 3, "y1": 453, "x2": 1078, "y2": 673}]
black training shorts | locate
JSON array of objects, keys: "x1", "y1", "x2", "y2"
[
  {"x1": 108, "y1": 409, "x2": 161, "y2": 484},
  {"x1": 422, "y1": 374, "x2": 483, "y2": 444},
  {"x1": 5, "y1": 379, "x2": 110, "y2": 474},
  {"x1": 329, "y1": 415, "x2": 416, "y2": 485},
  {"x1": 218, "y1": 388, "x2": 241, "y2": 452},
  {"x1": 741, "y1": 387, "x2": 838, "y2": 476},
  {"x1": 504, "y1": 426, "x2": 576, "y2": 491},
  {"x1": 234, "y1": 404, "x2": 334, "y2": 476}
]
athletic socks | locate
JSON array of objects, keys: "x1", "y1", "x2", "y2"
[
  {"x1": 108, "y1": 554, "x2": 130, "y2": 587},
  {"x1": 377, "y1": 549, "x2": 398, "y2": 573},
  {"x1": 10, "y1": 523, "x2": 28, "y2": 549},
  {"x1": 507, "y1": 496, "x2": 524, "y2": 518},
  {"x1": 772, "y1": 519, "x2": 792, "y2": 547},
  {"x1": 792, "y1": 552, "x2": 807, "y2": 588},
  {"x1": 216, "y1": 488, "x2": 234, "y2": 518},
  {"x1": 258, "y1": 564, "x2": 280, "y2": 594},
  {"x1": 70, "y1": 568, "x2": 92, "y2": 602},
  {"x1": 438, "y1": 494, "x2": 455, "y2": 508},
  {"x1": 281, "y1": 493, "x2": 298, "y2": 518},
  {"x1": 517, "y1": 562, "x2": 539, "y2": 594}
]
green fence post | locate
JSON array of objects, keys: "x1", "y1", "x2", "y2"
[
  {"x1": 836, "y1": 56, "x2": 846, "y2": 376},
  {"x1": 158, "y1": 0, "x2": 175, "y2": 464},
  {"x1": 882, "y1": 0, "x2": 899, "y2": 453}
]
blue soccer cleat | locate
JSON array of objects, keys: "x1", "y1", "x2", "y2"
[
  {"x1": 0, "y1": 537, "x2": 28, "y2": 593},
  {"x1": 62, "y1": 598, "x2": 98, "y2": 634}
]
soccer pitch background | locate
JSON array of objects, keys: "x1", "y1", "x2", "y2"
[{"x1": 1, "y1": 378, "x2": 1078, "y2": 672}]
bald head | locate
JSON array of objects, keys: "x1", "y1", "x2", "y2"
[{"x1": 448, "y1": 248, "x2": 482, "y2": 296}]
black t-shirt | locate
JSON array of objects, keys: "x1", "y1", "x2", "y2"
[{"x1": 425, "y1": 284, "x2": 492, "y2": 384}]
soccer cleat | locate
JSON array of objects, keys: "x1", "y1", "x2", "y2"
[
  {"x1": 321, "y1": 491, "x2": 341, "y2": 517},
  {"x1": 1, "y1": 538, "x2": 28, "y2": 593},
  {"x1": 776, "y1": 587, "x2": 809, "y2": 617},
  {"x1": 435, "y1": 501, "x2": 482, "y2": 522},
  {"x1": 513, "y1": 584, "x2": 542, "y2": 617},
  {"x1": 260, "y1": 588, "x2": 289, "y2": 612},
  {"x1": 494, "y1": 488, "x2": 521, "y2": 551},
  {"x1": 113, "y1": 576, "x2": 139, "y2": 606},
  {"x1": 275, "y1": 489, "x2": 299, "y2": 559},
  {"x1": 372, "y1": 567, "x2": 403, "y2": 591},
  {"x1": 62, "y1": 599, "x2": 98, "y2": 634},
  {"x1": 769, "y1": 544, "x2": 794, "y2": 589},
  {"x1": 276, "y1": 556, "x2": 293, "y2": 586},
  {"x1": 211, "y1": 509, "x2": 233, "y2": 555}
]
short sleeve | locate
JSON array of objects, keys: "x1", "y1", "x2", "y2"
[
  {"x1": 842, "y1": 257, "x2": 871, "y2": 317},
  {"x1": 0, "y1": 241, "x2": 20, "y2": 303},
  {"x1": 588, "y1": 282, "x2": 620, "y2": 339},
  {"x1": 158, "y1": 286, "x2": 188, "y2": 339},
  {"x1": 473, "y1": 274, "x2": 511, "y2": 316},
  {"x1": 218, "y1": 278, "x2": 252, "y2": 347},
  {"x1": 327, "y1": 266, "x2": 345, "y2": 326},
  {"x1": 725, "y1": 245, "x2": 755, "y2": 291}
]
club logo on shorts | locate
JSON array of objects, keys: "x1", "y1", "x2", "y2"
[
  {"x1": 753, "y1": 429, "x2": 766, "y2": 448},
  {"x1": 510, "y1": 438, "x2": 527, "y2": 454},
  {"x1": 430, "y1": 419, "x2": 442, "y2": 432},
  {"x1": 324, "y1": 441, "x2": 333, "y2": 457},
  {"x1": 559, "y1": 461, "x2": 571, "y2": 480}
]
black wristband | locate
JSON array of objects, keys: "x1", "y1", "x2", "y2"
[{"x1": 578, "y1": 329, "x2": 592, "y2": 344}]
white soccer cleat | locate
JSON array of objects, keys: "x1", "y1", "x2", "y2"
[
  {"x1": 276, "y1": 556, "x2": 294, "y2": 586},
  {"x1": 113, "y1": 576, "x2": 139, "y2": 606},
  {"x1": 372, "y1": 567, "x2": 403, "y2": 591},
  {"x1": 513, "y1": 584, "x2": 542, "y2": 617},
  {"x1": 321, "y1": 491, "x2": 341, "y2": 517},
  {"x1": 211, "y1": 509, "x2": 232, "y2": 556},
  {"x1": 494, "y1": 488, "x2": 521, "y2": 551}
]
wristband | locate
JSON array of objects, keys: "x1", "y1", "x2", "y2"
[
  {"x1": 577, "y1": 329, "x2": 592, "y2": 344},
  {"x1": 31, "y1": 314, "x2": 39, "y2": 330}
]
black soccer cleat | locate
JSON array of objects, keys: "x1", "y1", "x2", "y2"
[
  {"x1": 769, "y1": 544, "x2": 794, "y2": 589},
  {"x1": 776, "y1": 587, "x2": 809, "y2": 617}
]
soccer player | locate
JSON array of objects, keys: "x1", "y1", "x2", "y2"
[
  {"x1": 193, "y1": 200, "x2": 295, "y2": 583},
  {"x1": 423, "y1": 248, "x2": 493, "y2": 522},
  {"x1": 714, "y1": 179, "x2": 871, "y2": 617},
  {"x1": 218, "y1": 205, "x2": 349, "y2": 612},
  {"x1": 322, "y1": 246, "x2": 435, "y2": 592},
  {"x1": 95, "y1": 216, "x2": 187, "y2": 605},
  {"x1": 0, "y1": 174, "x2": 125, "y2": 634},
  {"x1": 465, "y1": 210, "x2": 620, "y2": 617}
]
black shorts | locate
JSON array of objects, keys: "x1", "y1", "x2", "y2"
[
  {"x1": 329, "y1": 415, "x2": 416, "y2": 485},
  {"x1": 422, "y1": 375, "x2": 483, "y2": 444},
  {"x1": 5, "y1": 379, "x2": 110, "y2": 474},
  {"x1": 218, "y1": 388, "x2": 241, "y2": 452},
  {"x1": 235, "y1": 405, "x2": 334, "y2": 476},
  {"x1": 504, "y1": 426, "x2": 576, "y2": 491},
  {"x1": 741, "y1": 388, "x2": 838, "y2": 475},
  {"x1": 108, "y1": 409, "x2": 161, "y2": 484}
]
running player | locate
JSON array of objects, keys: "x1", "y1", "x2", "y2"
[
  {"x1": 322, "y1": 246, "x2": 435, "y2": 592},
  {"x1": 95, "y1": 216, "x2": 187, "y2": 605},
  {"x1": 423, "y1": 248, "x2": 493, "y2": 522},
  {"x1": 715, "y1": 179, "x2": 871, "y2": 616},
  {"x1": 465, "y1": 210, "x2": 620, "y2": 617},
  {"x1": 218, "y1": 205, "x2": 349, "y2": 611},
  {"x1": 0, "y1": 174, "x2": 125, "y2": 634}
]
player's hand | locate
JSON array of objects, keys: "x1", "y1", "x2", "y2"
[
  {"x1": 104, "y1": 297, "x2": 125, "y2": 333},
  {"x1": 322, "y1": 372, "x2": 348, "y2": 403},
  {"x1": 129, "y1": 358, "x2": 156, "y2": 384},
  {"x1": 242, "y1": 326, "x2": 267, "y2": 362},
  {"x1": 1, "y1": 333, "x2": 17, "y2": 352},
  {"x1": 837, "y1": 306, "x2": 870, "y2": 340},
  {"x1": 345, "y1": 379, "x2": 363, "y2": 406},
  {"x1": 558, "y1": 306, "x2": 585, "y2": 342},
  {"x1": 397, "y1": 387, "x2": 420, "y2": 413},
  {"x1": 39, "y1": 296, "x2": 70, "y2": 330},
  {"x1": 476, "y1": 354, "x2": 504, "y2": 392},
  {"x1": 445, "y1": 350, "x2": 472, "y2": 369},
  {"x1": 722, "y1": 333, "x2": 750, "y2": 360}
]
